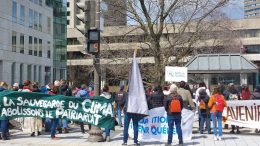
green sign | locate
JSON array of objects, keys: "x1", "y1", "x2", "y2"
[{"x1": 0, "y1": 91, "x2": 115, "y2": 130}]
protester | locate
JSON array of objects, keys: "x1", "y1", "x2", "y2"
[
  {"x1": 76, "y1": 84, "x2": 90, "y2": 133},
  {"x1": 115, "y1": 85, "x2": 127, "y2": 127},
  {"x1": 195, "y1": 82, "x2": 210, "y2": 132},
  {"x1": 241, "y1": 84, "x2": 251, "y2": 100},
  {"x1": 100, "y1": 85, "x2": 113, "y2": 142},
  {"x1": 31, "y1": 81, "x2": 42, "y2": 136},
  {"x1": 0, "y1": 81, "x2": 9, "y2": 140},
  {"x1": 149, "y1": 85, "x2": 164, "y2": 109},
  {"x1": 164, "y1": 84, "x2": 183, "y2": 146},
  {"x1": 89, "y1": 85, "x2": 95, "y2": 97},
  {"x1": 122, "y1": 91, "x2": 141, "y2": 146},
  {"x1": 177, "y1": 81, "x2": 195, "y2": 111},
  {"x1": 20, "y1": 80, "x2": 35, "y2": 136},
  {"x1": 58, "y1": 79, "x2": 71, "y2": 134},
  {"x1": 12, "y1": 83, "x2": 19, "y2": 91},
  {"x1": 198, "y1": 88, "x2": 211, "y2": 134},
  {"x1": 250, "y1": 85, "x2": 260, "y2": 133},
  {"x1": 223, "y1": 83, "x2": 241, "y2": 134},
  {"x1": 208, "y1": 87, "x2": 227, "y2": 141},
  {"x1": 48, "y1": 84, "x2": 60, "y2": 140}
]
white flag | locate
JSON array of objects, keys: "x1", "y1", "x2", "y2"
[{"x1": 127, "y1": 52, "x2": 148, "y2": 116}]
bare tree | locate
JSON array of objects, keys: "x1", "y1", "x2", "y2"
[{"x1": 101, "y1": 0, "x2": 236, "y2": 84}]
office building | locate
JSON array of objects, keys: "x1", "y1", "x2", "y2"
[
  {"x1": 0, "y1": 0, "x2": 53, "y2": 85},
  {"x1": 244, "y1": 0, "x2": 260, "y2": 18}
]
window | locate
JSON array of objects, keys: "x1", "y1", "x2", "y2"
[
  {"x1": 38, "y1": 66, "x2": 42, "y2": 83},
  {"x1": 47, "y1": 17, "x2": 51, "y2": 33},
  {"x1": 29, "y1": 36, "x2": 33, "y2": 55},
  {"x1": 34, "y1": 11, "x2": 38, "y2": 30},
  {"x1": 34, "y1": 37, "x2": 38, "y2": 56},
  {"x1": 39, "y1": 39, "x2": 42, "y2": 57},
  {"x1": 67, "y1": 11, "x2": 70, "y2": 16},
  {"x1": 67, "y1": 2, "x2": 70, "y2": 7},
  {"x1": 47, "y1": 41, "x2": 51, "y2": 58},
  {"x1": 39, "y1": 0, "x2": 42, "y2": 6},
  {"x1": 20, "y1": 64, "x2": 23, "y2": 84},
  {"x1": 12, "y1": 31, "x2": 16, "y2": 52},
  {"x1": 29, "y1": 9, "x2": 33, "y2": 28},
  {"x1": 20, "y1": 34, "x2": 24, "y2": 54},
  {"x1": 27, "y1": 65, "x2": 32, "y2": 81},
  {"x1": 11, "y1": 63, "x2": 16, "y2": 84},
  {"x1": 34, "y1": 0, "x2": 39, "y2": 5},
  {"x1": 20, "y1": 5, "x2": 25, "y2": 25},
  {"x1": 12, "y1": 1, "x2": 17, "y2": 22},
  {"x1": 39, "y1": 13, "x2": 42, "y2": 31},
  {"x1": 34, "y1": 65, "x2": 37, "y2": 81},
  {"x1": 67, "y1": 20, "x2": 70, "y2": 25}
]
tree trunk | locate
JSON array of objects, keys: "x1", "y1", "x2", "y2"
[{"x1": 152, "y1": 40, "x2": 164, "y2": 85}]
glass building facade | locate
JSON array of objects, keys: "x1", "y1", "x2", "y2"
[{"x1": 46, "y1": 0, "x2": 67, "y2": 80}]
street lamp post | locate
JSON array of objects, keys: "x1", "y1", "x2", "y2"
[{"x1": 87, "y1": 0, "x2": 104, "y2": 142}]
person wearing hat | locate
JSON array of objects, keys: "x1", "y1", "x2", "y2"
[
  {"x1": 12, "y1": 83, "x2": 19, "y2": 91},
  {"x1": 164, "y1": 84, "x2": 184, "y2": 146}
]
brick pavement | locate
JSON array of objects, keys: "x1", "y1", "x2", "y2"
[{"x1": 0, "y1": 124, "x2": 260, "y2": 146}]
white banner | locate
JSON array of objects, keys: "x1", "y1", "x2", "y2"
[
  {"x1": 165, "y1": 66, "x2": 188, "y2": 82},
  {"x1": 129, "y1": 107, "x2": 194, "y2": 142},
  {"x1": 223, "y1": 100, "x2": 260, "y2": 129}
]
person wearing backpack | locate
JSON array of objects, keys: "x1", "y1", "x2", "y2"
[
  {"x1": 198, "y1": 89, "x2": 211, "y2": 134},
  {"x1": 115, "y1": 85, "x2": 127, "y2": 127},
  {"x1": 208, "y1": 87, "x2": 227, "y2": 141},
  {"x1": 164, "y1": 84, "x2": 184, "y2": 146}
]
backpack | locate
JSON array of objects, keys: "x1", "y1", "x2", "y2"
[
  {"x1": 199, "y1": 89, "x2": 208, "y2": 110},
  {"x1": 215, "y1": 95, "x2": 225, "y2": 112},
  {"x1": 169, "y1": 96, "x2": 181, "y2": 113}
]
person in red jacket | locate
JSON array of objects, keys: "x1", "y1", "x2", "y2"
[{"x1": 241, "y1": 85, "x2": 251, "y2": 100}]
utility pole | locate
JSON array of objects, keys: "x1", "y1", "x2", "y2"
[{"x1": 88, "y1": 0, "x2": 103, "y2": 142}]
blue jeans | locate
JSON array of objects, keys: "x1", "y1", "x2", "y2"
[
  {"x1": 51, "y1": 119, "x2": 59, "y2": 138},
  {"x1": 200, "y1": 113, "x2": 211, "y2": 133},
  {"x1": 117, "y1": 105, "x2": 122, "y2": 126},
  {"x1": 0, "y1": 119, "x2": 8, "y2": 139},
  {"x1": 105, "y1": 128, "x2": 110, "y2": 137},
  {"x1": 123, "y1": 112, "x2": 139, "y2": 143},
  {"x1": 45, "y1": 118, "x2": 52, "y2": 132},
  {"x1": 59, "y1": 118, "x2": 68, "y2": 129},
  {"x1": 211, "y1": 112, "x2": 223, "y2": 137},
  {"x1": 167, "y1": 115, "x2": 183, "y2": 144}
]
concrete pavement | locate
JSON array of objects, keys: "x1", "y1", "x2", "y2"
[{"x1": 1, "y1": 124, "x2": 260, "y2": 146}]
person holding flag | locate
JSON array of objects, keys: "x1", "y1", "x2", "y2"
[{"x1": 122, "y1": 50, "x2": 149, "y2": 146}]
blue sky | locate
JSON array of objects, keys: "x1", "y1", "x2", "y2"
[{"x1": 224, "y1": 0, "x2": 244, "y2": 19}]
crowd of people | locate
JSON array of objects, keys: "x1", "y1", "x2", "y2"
[{"x1": 0, "y1": 79, "x2": 260, "y2": 146}]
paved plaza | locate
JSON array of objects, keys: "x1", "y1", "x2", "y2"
[{"x1": 1, "y1": 123, "x2": 260, "y2": 146}]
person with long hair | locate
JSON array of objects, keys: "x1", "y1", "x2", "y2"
[
  {"x1": 0, "y1": 81, "x2": 9, "y2": 140},
  {"x1": 208, "y1": 87, "x2": 227, "y2": 141}
]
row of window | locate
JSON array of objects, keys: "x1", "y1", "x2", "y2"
[
  {"x1": 245, "y1": 2, "x2": 260, "y2": 8},
  {"x1": 101, "y1": 29, "x2": 260, "y2": 44},
  {"x1": 12, "y1": 31, "x2": 51, "y2": 58},
  {"x1": 12, "y1": 1, "x2": 52, "y2": 33},
  {"x1": 29, "y1": 0, "x2": 43, "y2": 6},
  {"x1": 245, "y1": 12, "x2": 260, "y2": 17},
  {"x1": 11, "y1": 63, "x2": 45, "y2": 85},
  {"x1": 245, "y1": 7, "x2": 260, "y2": 13}
]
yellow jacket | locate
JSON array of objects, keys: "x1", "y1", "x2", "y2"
[{"x1": 208, "y1": 94, "x2": 227, "y2": 113}]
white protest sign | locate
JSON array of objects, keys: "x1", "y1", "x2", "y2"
[
  {"x1": 129, "y1": 107, "x2": 194, "y2": 142},
  {"x1": 223, "y1": 100, "x2": 260, "y2": 129},
  {"x1": 165, "y1": 66, "x2": 188, "y2": 82}
]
